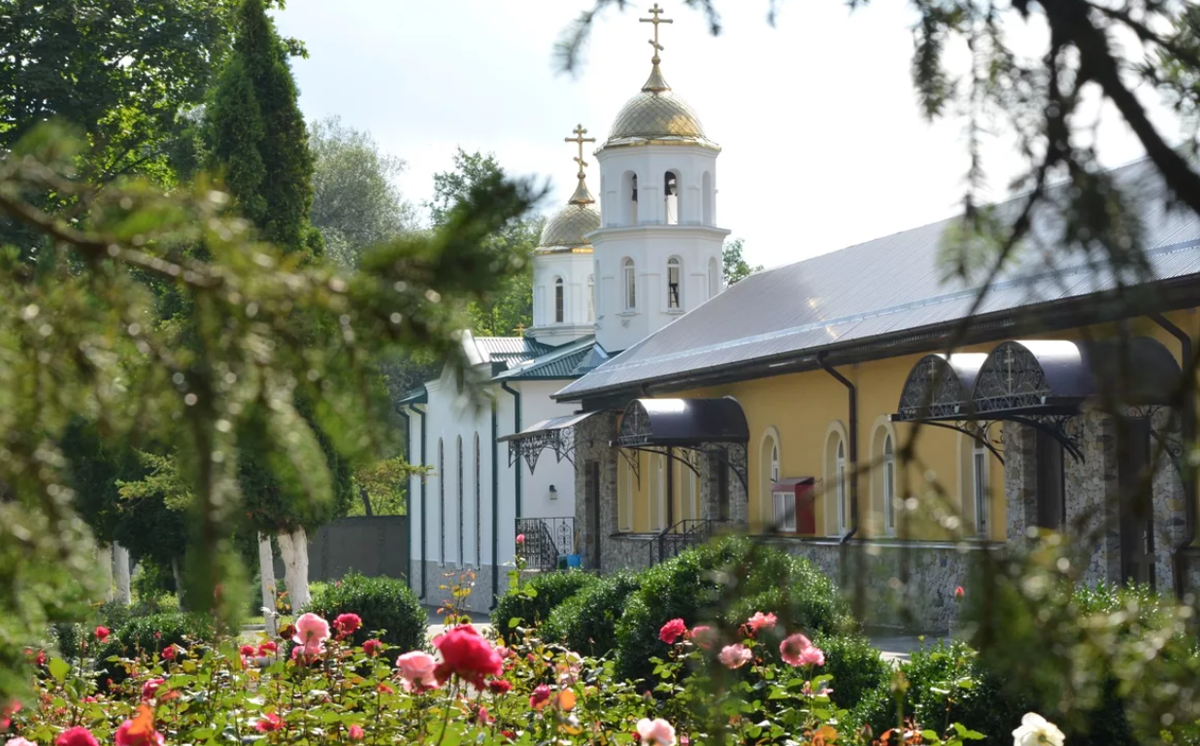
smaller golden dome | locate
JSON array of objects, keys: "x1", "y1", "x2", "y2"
[{"x1": 539, "y1": 202, "x2": 600, "y2": 250}]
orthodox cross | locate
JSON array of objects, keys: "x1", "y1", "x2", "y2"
[
  {"x1": 1003, "y1": 345, "x2": 1015, "y2": 391},
  {"x1": 640, "y1": 3, "x2": 672, "y2": 63},
  {"x1": 565, "y1": 123, "x2": 596, "y2": 177}
]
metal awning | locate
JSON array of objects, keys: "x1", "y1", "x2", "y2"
[
  {"x1": 892, "y1": 338, "x2": 1182, "y2": 463},
  {"x1": 613, "y1": 398, "x2": 751, "y2": 491},
  {"x1": 498, "y1": 412, "x2": 596, "y2": 471}
]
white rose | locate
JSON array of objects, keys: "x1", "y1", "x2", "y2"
[{"x1": 1013, "y1": 712, "x2": 1065, "y2": 746}]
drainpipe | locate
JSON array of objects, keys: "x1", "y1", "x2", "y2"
[
  {"x1": 408, "y1": 403, "x2": 428, "y2": 601},
  {"x1": 490, "y1": 401, "x2": 500, "y2": 609},
  {"x1": 501, "y1": 383, "x2": 522, "y2": 518},
  {"x1": 396, "y1": 406, "x2": 412, "y2": 589},
  {"x1": 819, "y1": 354, "x2": 864, "y2": 620},
  {"x1": 1151, "y1": 314, "x2": 1197, "y2": 600}
]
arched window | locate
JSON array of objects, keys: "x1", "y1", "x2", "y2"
[
  {"x1": 707, "y1": 257, "x2": 720, "y2": 298},
  {"x1": 456, "y1": 435, "x2": 464, "y2": 567},
  {"x1": 437, "y1": 439, "x2": 445, "y2": 565},
  {"x1": 761, "y1": 430, "x2": 791, "y2": 532},
  {"x1": 473, "y1": 433, "x2": 481, "y2": 567},
  {"x1": 702, "y1": 171, "x2": 714, "y2": 225},
  {"x1": 664, "y1": 171, "x2": 679, "y2": 225},
  {"x1": 883, "y1": 435, "x2": 896, "y2": 536},
  {"x1": 973, "y1": 440, "x2": 989, "y2": 538},
  {"x1": 624, "y1": 258, "x2": 636, "y2": 311},
  {"x1": 836, "y1": 440, "x2": 848, "y2": 534},
  {"x1": 587, "y1": 274, "x2": 595, "y2": 321},
  {"x1": 667, "y1": 257, "x2": 682, "y2": 310},
  {"x1": 554, "y1": 277, "x2": 564, "y2": 323},
  {"x1": 623, "y1": 171, "x2": 639, "y2": 226}
]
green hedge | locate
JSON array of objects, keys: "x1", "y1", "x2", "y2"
[
  {"x1": 812, "y1": 632, "x2": 890, "y2": 710},
  {"x1": 492, "y1": 570, "x2": 599, "y2": 644},
  {"x1": 94, "y1": 612, "x2": 216, "y2": 689},
  {"x1": 543, "y1": 569, "x2": 641, "y2": 657},
  {"x1": 304, "y1": 572, "x2": 425, "y2": 652},
  {"x1": 613, "y1": 537, "x2": 852, "y2": 683}
]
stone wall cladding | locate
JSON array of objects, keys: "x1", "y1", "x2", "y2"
[
  {"x1": 1149, "y1": 407, "x2": 1186, "y2": 592},
  {"x1": 1004, "y1": 423, "x2": 1037, "y2": 540},
  {"x1": 574, "y1": 413, "x2": 619, "y2": 571}
]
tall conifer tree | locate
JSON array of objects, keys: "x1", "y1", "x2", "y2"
[{"x1": 209, "y1": 0, "x2": 317, "y2": 255}]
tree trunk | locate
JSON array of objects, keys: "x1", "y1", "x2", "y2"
[
  {"x1": 172, "y1": 557, "x2": 188, "y2": 611},
  {"x1": 99, "y1": 544, "x2": 115, "y2": 603},
  {"x1": 358, "y1": 485, "x2": 373, "y2": 516},
  {"x1": 257, "y1": 533, "x2": 278, "y2": 638},
  {"x1": 113, "y1": 543, "x2": 132, "y2": 605},
  {"x1": 277, "y1": 528, "x2": 311, "y2": 612}
]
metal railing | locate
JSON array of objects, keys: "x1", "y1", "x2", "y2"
[
  {"x1": 516, "y1": 517, "x2": 575, "y2": 570},
  {"x1": 649, "y1": 519, "x2": 728, "y2": 565}
]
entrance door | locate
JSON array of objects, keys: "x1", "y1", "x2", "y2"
[
  {"x1": 1117, "y1": 418, "x2": 1155, "y2": 588},
  {"x1": 1035, "y1": 430, "x2": 1065, "y2": 531}
]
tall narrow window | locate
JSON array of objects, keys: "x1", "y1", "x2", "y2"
[
  {"x1": 473, "y1": 433, "x2": 481, "y2": 567},
  {"x1": 628, "y1": 262, "x2": 638, "y2": 309},
  {"x1": 664, "y1": 172, "x2": 679, "y2": 225},
  {"x1": 836, "y1": 440, "x2": 847, "y2": 533},
  {"x1": 973, "y1": 441, "x2": 988, "y2": 538},
  {"x1": 883, "y1": 435, "x2": 896, "y2": 536},
  {"x1": 438, "y1": 439, "x2": 445, "y2": 565},
  {"x1": 554, "y1": 277, "x2": 564, "y2": 323},
  {"x1": 587, "y1": 275, "x2": 594, "y2": 321},
  {"x1": 770, "y1": 440, "x2": 795, "y2": 532},
  {"x1": 667, "y1": 257, "x2": 681, "y2": 310},
  {"x1": 456, "y1": 436, "x2": 464, "y2": 567}
]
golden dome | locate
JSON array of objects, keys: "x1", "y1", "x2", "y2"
[
  {"x1": 539, "y1": 201, "x2": 600, "y2": 251},
  {"x1": 607, "y1": 87, "x2": 709, "y2": 145}
]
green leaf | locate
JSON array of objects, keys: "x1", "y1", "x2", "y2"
[
  {"x1": 953, "y1": 723, "x2": 985, "y2": 740},
  {"x1": 48, "y1": 657, "x2": 70, "y2": 682}
]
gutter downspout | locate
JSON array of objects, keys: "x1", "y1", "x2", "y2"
[
  {"x1": 819, "y1": 354, "x2": 864, "y2": 619},
  {"x1": 1151, "y1": 314, "x2": 1197, "y2": 600},
  {"x1": 501, "y1": 383, "x2": 522, "y2": 518},
  {"x1": 408, "y1": 403, "x2": 428, "y2": 601},
  {"x1": 397, "y1": 406, "x2": 411, "y2": 590},
  {"x1": 490, "y1": 401, "x2": 500, "y2": 609}
]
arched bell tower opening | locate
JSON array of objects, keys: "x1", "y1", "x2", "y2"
[{"x1": 590, "y1": 3, "x2": 730, "y2": 353}]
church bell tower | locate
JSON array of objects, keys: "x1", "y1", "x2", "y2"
[{"x1": 590, "y1": 3, "x2": 730, "y2": 353}]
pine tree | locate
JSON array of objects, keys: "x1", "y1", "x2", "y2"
[{"x1": 209, "y1": 0, "x2": 316, "y2": 255}]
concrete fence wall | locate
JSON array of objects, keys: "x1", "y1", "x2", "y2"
[{"x1": 273, "y1": 516, "x2": 409, "y2": 583}]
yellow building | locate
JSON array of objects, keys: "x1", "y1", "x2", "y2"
[{"x1": 504, "y1": 156, "x2": 1200, "y2": 631}]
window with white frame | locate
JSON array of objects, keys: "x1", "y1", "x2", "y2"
[
  {"x1": 973, "y1": 441, "x2": 989, "y2": 538},
  {"x1": 770, "y1": 441, "x2": 796, "y2": 531},
  {"x1": 883, "y1": 434, "x2": 896, "y2": 536},
  {"x1": 667, "y1": 256, "x2": 682, "y2": 310},
  {"x1": 836, "y1": 439, "x2": 848, "y2": 534},
  {"x1": 554, "y1": 277, "x2": 564, "y2": 323},
  {"x1": 624, "y1": 258, "x2": 636, "y2": 310}
]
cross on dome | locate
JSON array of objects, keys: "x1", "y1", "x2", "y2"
[
  {"x1": 564, "y1": 123, "x2": 596, "y2": 205},
  {"x1": 639, "y1": 3, "x2": 672, "y2": 93}
]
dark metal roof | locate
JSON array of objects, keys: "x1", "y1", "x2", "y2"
[
  {"x1": 491, "y1": 337, "x2": 597, "y2": 381},
  {"x1": 474, "y1": 336, "x2": 553, "y2": 365},
  {"x1": 497, "y1": 412, "x2": 596, "y2": 443},
  {"x1": 614, "y1": 398, "x2": 749, "y2": 447},
  {"x1": 569, "y1": 345, "x2": 610, "y2": 376},
  {"x1": 557, "y1": 158, "x2": 1200, "y2": 401}
]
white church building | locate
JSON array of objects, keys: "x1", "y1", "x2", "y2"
[{"x1": 402, "y1": 7, "x2": 729, "y2": 611}]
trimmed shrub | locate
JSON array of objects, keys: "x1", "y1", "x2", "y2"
[
  {"x1": 492, "y1": 570, "x2": 600, "y2": 643},
  {"x1": 543, "y1": 570, "x2": 641, "y2": 657},
  {"x1": 304, "y1": 572, "x2": 425, "y2": 652},
  {"x1": 614, "y1": 536, "x2": 852, "y2": 683},
  {"x1": 95, "y1": 612, "x2": 217, "y2": 688},
  {"x1": 812, "y1": 632, "x2": 890, "y2": 710},
  {"x1": 51, "y1": 598, "x2": 171, "y2": 661}
]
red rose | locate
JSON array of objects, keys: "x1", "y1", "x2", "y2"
[
  {"x1": 432, "y1": 625, "x2": 503, "y2": 686},
  {"x1": 55, "y1": 727, "x2": 100, "y2": 746},
  {"x1": 140, "y1": 678, "x2": 165, "y2": 702},
  {"x1": 94, "y1": 626, "x2": 110, "y2": 642},
  {"x1": 334, "y1": 613, "x2": 362, "y2": 638},
  {"x1": 258, "y1": 641, "x2": 278, "y2": 656},
  {"x1": 487, "y1": 679, "x2": 512, "y2": 694},
  {"x1": 255, "y1": 714, "x2": 284, "y2": 733},
  {"x1": 659, "y1": 618, "x2": 687, "y2": 645},
  {"x1": 239, "y1": 645, "x2": 255, "y2": 656},
  {"x1": 161, "y1": 645, "x2": 176, "y2": 661},
  {"x1": 362, "y1": 639, "x2": 383, "y2": 657},
  {"x1": 35, "y1": 650, "x2": 46, "y2": 667},
  {"x1": 1, "y1": 699, "x2": 21, "y2": 729},
  {"x1": 529, "y1": 684, "x2": 551, "y2": 710}
]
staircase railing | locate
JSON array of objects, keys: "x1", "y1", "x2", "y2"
[
  {"x1": 649, "y1": 518, "x2": 728, "y2": 565},
  {"x1": 515, "y1": 517, "x2": 575, "y2": 570}
]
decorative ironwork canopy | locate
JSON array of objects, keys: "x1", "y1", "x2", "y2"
[
  {"x1": 892, "y1": 338, "x2": 1182, "y2": 463},
  {"x1": 614, "y1": 398, "x2": 750, "y2": 490},
  {"x1": 498, "y1": 412, "x2": 596, "y2": 472}
]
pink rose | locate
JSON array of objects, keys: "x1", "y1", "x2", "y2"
[
  {"x1": 658, "y1": 618, "x2": 687, "y2": 645},
  {"x1": 718, "y1": 643, "x2": 752, "y2": 669},
  {"x1": 780, "y1": 633, "x2": 824, "y2": 667},
  {"x1": 529, "y1": 683, "x2": 551, "y2": 710},
  {"x1": 292, "y1": 613, "x2": 331, "y2": 648},
  {"x1": 799, "y1": 645, "x2": 825, "y2": 666},
  {"x1": 140, "y1": 678, "x2": 165, "y2": 702},
  {"x1": 396, "y1": 651, "x2": 438, "y2": 691},
  {"x1": 636, "y1": 718, "x2": 677, "y2": 746},
  {"x1": 348, "y1": 725, "x2": 365, "y2": 741},
  {"x1": 6, "y1": 738, "x2": 37, "y2": 746},
  {"x1": 955, "y1": 586, "x2": 965, "y2": 601},
  {"x1": 515, "y1": 534, "x2": 525, "y2": 545},
  {"x1": 432, "y1": 624, "x2": 503, "y2": 686},
  {"x1": 55, "y1": 728, "x2": 99, "y2": 746},
  {"x1": 690, "y1": 625, "x2": 715, "y2": 649},
  {"x1": 362, "y1": 639, "x2": 383, "y2": 657},
  {"x1": 746, "y1": 612, "x2": 777, "y2": 633}
]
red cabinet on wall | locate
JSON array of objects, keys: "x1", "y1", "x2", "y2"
[{"x1": 770, "y1": 477, "x2": 816, "y2": 535}]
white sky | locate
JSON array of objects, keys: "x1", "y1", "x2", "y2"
[{"x1": 273, "y1": 0, "x2": 1168, "y2": 270}]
